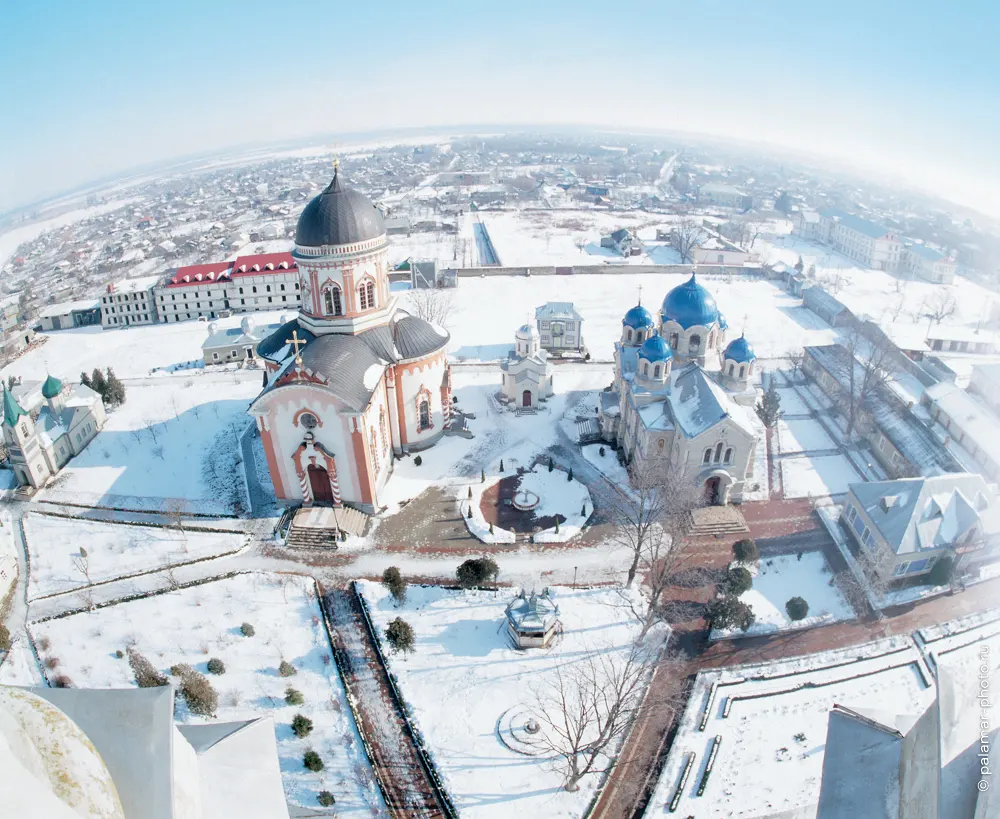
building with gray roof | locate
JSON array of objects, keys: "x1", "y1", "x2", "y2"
[{"x1": 534, "y1": 301, "x2": 585, "y2": 354}]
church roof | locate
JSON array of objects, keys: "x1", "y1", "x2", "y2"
[
  {"x1": 622, "y1": 303, "x2": 654, "y2": 329},
  {"x1": 295, "y1": 334, "x2": 388, "y2": 411},
  {"x1": 667, "y1": 364, "x2": 755, "y2": 439},
  {"x1": 3, "y1": 387, "x2": 27, "y2": 426},
  {"x1": 661, "y1": 273, "x2": 720, "y2": 329},
  {"x1": 294, "y1": 168, "x2": 386, "y2": 248},
  {"x1": 639, "y1": 333, "x2": 672, "y2": 363},
  {"x1": 723, "y1": 333, "x2": 756, "y2": 363},
  {"x1": 41, "y1": 374, "x2": 63, "y2": 399}
]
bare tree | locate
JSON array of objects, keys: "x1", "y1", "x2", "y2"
[
  {"x1": 529, "y1": 641, "x2": 658, "y2": 791},
  {"x1": 669, "y1": 220, "x2": 706, "y2": 264},
  {"x1": 406, "y1": 288, "x2": 456, "y2": 328},
  {"x1": 785, "y1": 350, "x2": 804, "y2": 381},
  {"x1": 841, "y1": 537, "x2": 896, "y2": 612},
  {"x1": 835, "y1": 328, "x2": 900, "y2": 440},
  {"x1": 825, "y1": 270, "x2": 849, "y2": 294},
  {"x1": 720, "y1": 217, "x2": 762, "y2": 252},
  {"x1": 165, "y1": 500, "x2": 188, "y2": 543},
  {"x1": 920, "y1": 288, "x2": 957, "y2": 325},
  {"x1": 143, "y1": 418, "x2": 159, "y2": 444},
  {"x1": 72, "y1": 547, "x2": 92, "y2": 586}
]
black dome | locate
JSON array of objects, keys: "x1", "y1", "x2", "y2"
[{"x1": 295, "y1": 170, "x2": 385, "y2": 247}]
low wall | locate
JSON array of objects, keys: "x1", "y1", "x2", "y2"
[{"x1": 451, "y1": 263, "x2": 762, "y2": 278}]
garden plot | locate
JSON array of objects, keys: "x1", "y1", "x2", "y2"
[
  {"x1": 30, "y1": 573, "x2": 385, "y2": 816},
  {"x1": 40, "y1": 377, "x2": 260, "y2": 514},
  {"x1": 358, "y1": 582, "x2": 648, "y2": 819},
  {"x1": 713, "y1": 552, "x2": 855, "y2": 639},
  {"x1": 649, "y1": 636, "x2": 936, "y2": 818},
  {"x1": 22, "y1": 513, "x2": 247, "y2": 600},
  {"x1": 777, "y1": 418, "x2": 836, "y2": 454},
  {"x1": 780, "y1": 454, "x2": 860, "y2": 498}
]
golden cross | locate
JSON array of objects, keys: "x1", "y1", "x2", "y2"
[{"x1": 286, "y1": 329, "x2": 307, "y2": 367}]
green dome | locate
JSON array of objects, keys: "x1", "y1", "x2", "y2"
[{"x1": 41, "y1": 374, "x2": 63, "y2": 399}]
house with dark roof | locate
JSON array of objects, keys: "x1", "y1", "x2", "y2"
[
  {"x1": 600, "y1": 228, "x2": 639, "y2": 256},
  {"x1": 840, "y1": 473, "x2": 1000, "y2": 579}
]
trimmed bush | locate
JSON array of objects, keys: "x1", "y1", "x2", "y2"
[
  {"x1": 456, "y1": 556, "x2": 500, "y2": 589},
  {"x1": 384, "y1": 617, "x2": 415, "y2": 655},
  {"x1": 706, "y1": 595, "x2": 756, "y2": 631},
  {"x1": 292, "y1": 713, "x2": 314, "y2": 738},
  {"x1": 480, "y1": 468, "x2": 485, "y2": 483},
  {"x1": 567, "y1": 468, "x2": 573, "y2": 482},
  {"x1": 317, "y1": 791, "x2": 335, "y2": 807},
  {"x1": 178, "y1": 667, "x2": 218, "y2": 716},
  {"x1": 785, "y1": 597, "x2": 809, "y2": 621},
  {"x1": 599, "y1": 446, "x2": 605, "y2": 456},
  {"x1": 279, "y1": 660, "x2": 297, "y2": 677},
  {"x1": 548, "y1": 458, "x2": 554, "y2": 472},
  {"x1": 285, "y1": 687, "x2": 304, "y2": 706},
  {"x1": 499, "y1": 459, "x2": 504, "y2": 472},
  {"x1": 725, "y1": 566, "x2": 753, "y2": 596},
  {"x1": 303, "y1": 750, "x2": 324, "y2": 772},
  {"x1": 732, "y1": 538, "x2": 759, "y2": 564},
  {"x1": 44, "y1": 656, "x2": 59, "y2": 670},
  {"x1": 413, "y1": 455, "x2": 422, "y2": 466},
  {"x1": 488, "y1": 522, "x2": 494, "y2": 535},
  {"x1": 170, "y1": 663, "x2": 191, "y2": 677},
  {"x1": 382, "y1": 566, "x2": 408, "y2": 605},
  {"x1": 240, "y1": 622, "x2": 255, "y2": 637},
  {"x1": 206, "y1": 658, "x2": 226, "y2": 675},
  {"x1": 52, "y1": 674, "x2": 73, "y2": 688},
  {"x1": 929, "y1": 556, "x2": 955, "y2": 586},
  {"x1": 127, "y1": 648, "x2": 168, "y2": 688},
  {"x1": 114, "y1": 649, "x2": 124, "y2": 659}
]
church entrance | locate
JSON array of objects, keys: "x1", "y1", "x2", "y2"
[
  {"x1": 522, "y1": 390, "x2": 532, "y2": 408},
  {"x1": 308, "y1": 465, "x2": 335, "y2": 505},
  {"x1": 704, "y1": 477, "x2": 721, "y2": 505}
]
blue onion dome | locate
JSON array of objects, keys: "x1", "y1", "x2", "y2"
[
  {"x1": 719, "y1": 313, "x2": 728, "y2": 331},
  {"x1": 639, "y1": 333, "x2": 672, "y2": 363},
  {"x1": 622, "y1": 303, "x2": 654, "y2": 330},
  {"x1": 724, "y1": 332, "x2": 756, "y2": 363},
  {"x1": 661, "y1": 273, "x2": 720, "y2": 329}
]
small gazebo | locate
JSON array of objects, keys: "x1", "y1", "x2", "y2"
[{"x1": 505, "y1": 588, "x2": 561, "y2": 648}]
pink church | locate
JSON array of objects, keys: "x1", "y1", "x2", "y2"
[{"x1": 249, "y1": 168, "x2": 451, "y2": 514}]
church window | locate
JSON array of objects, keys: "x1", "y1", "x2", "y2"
[
  {"x1": 418, "y1": 398, "x2": 431, "y2": 431},
  {"x1": 708, "y1": 331, "x2": 715, "y2": 348},
  {"x1": 642, "y1": 362, "x2": 649, "y2": 376},
  {"x1": 239, "y1": 287, "x2": 244, "y2": 295},
  {"x1": 359, "y1": 280, "x2": 376, "y2": 310},
  {"x1": 654, "y1": 365, "x2": 661, "y2": 378},
  {"x1": 657, "y1": 438, "x2": 665, "y2": 454},
  {"x1": 703, "y1": 448, "x2": 712, "y2": 464},
  {"x1": 266, "y1": 285, "x2": 271, "y2": 293},
  {"x1": 370, "y1": 428, "x2": 380, "y2": 472},
  {"x1": 738, "y1": 365, "x2": 745, "y2": 378},
  {"x1": 690, "y1": 334, "x2": 702, "y2": 353},
  {"x1": 300, "y1": 412, "x2": 318, "y2": 430},
  {"x1": 669, "y1": 332, "x2": 679, "y2": 349},
  {"x1": 626, "y1": 329, "x2": 633, "y2": 342},
  {"x1": 252, "y1": 286, "x2": 257, "y2": 294},
  {"x1": 324, "y1": 287, "x2": 343, "y2": 316},
  {"x1": 379, "y1": 410, "x2": 388, "y2": 452},
  {"x1": 636, "y1": 330, "x2": 644, "y2": 343},
  {"x1": 20, "y1": 423, "x2": 27, "y2": 437},
  {"x1": 714, "y1": 442, "x2": 724, "y2": 463},
  {"x1": 724, "y1": 447, "x2": 733, "y2": 464},
  {"x1": 728, "y1": 362, "x2": 735, "y2": 376},
  {"x1": 280, "y1": 284, "x2": 285, "y2": 291}
]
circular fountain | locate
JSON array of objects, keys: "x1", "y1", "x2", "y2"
[{"x1": 511, "y1": 487, "x2": 540, "y2": 511}]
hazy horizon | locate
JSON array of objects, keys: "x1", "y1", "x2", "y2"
[{"x1": 3, "y1": 0, "x2": 998, "y2": 215}]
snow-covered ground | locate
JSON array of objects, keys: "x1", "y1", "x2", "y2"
[
  {"x1": 649, "y1": 635, "x2": 935, "y2": 818},
  {"x1": 713, "y1": 552, "x2": 854, "y2": 639},
  {"x1": 775, "y1": 386, "x2": 811, "y2": 415},
  {"x1": 28, "y1": 573, "x2": 385, "y2": 815},
  {"x1": 519, "y1": 466, "x2": 593, "y2": 542},
  {"x1": 777, "y1": 418, "x2": 836, "y2": 454},
  {"x1": 22, "y1": 513, "x2": 247, "y2": 600},
  {"x1": 40, "y1": 377, "x2": 260, "y2": 513},
  {"x1": 460, "y1": 473, "x2": 516, "y2": 544},
  {"x1": 358, "y1": 582, "x2": 647, "y2": 819},
  {"x1": 780, "y1": 453, "x2": 861, "y2": 499}
]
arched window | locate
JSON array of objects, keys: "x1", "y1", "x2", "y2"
[
  {"x1": 738, "y1": 365, "x2": 745, "y2": 378},
  {"x1": 324, "y1": 287, "x2": 343, "y2": 316},
  {"x1": 636, "y1": 329, "x2": 645, "y2": 343},
  {"x1": 724, "y1": 447, "x2": 733, "y2": 464},
  {"x1": 689, "y1": 334, "x2": 702, "y2": 353},
  {"x1": 418, "y1": 398, "x2": 431, "y2": 431},
  {"x1": 748, "y1": 362, "x2": 754, "y2": 375},
  {"x1": 708, "y1": 331, "x2": 715, "y2": 348},
  {"x1": 379, "y1": 409, "x2": 388, "y2": 453},
  {"x1": 714, "y1": 442, "x2": 724, "y2": 463},
  {"x1": 653, "y1": 364, "x2": 661, "y2": 378},
  {"x1": 657, "y1": 438, "x2": 665, "y2": 454},
  {"x1": 669, "y1": 332, "x2": 679, "y2": 349},
  {"x1": 359, "y1": 280, "x2": 376, "y2": 310},
  {"x1": 370, "y1": 427, "x2": 379, "y2": 472},
  {"x1": 642, "y1": 362, "x2": 649, "y2": 376},
  {"x1": 266, "y1": 284, "x2": 271, "y2": 293},
  {"x1": 626, "y1": 328, "x2": 633, "y2": 341},
  {"x1": 728, "y1": 362, "x2": 735, "y2": 376},
  {"x1": 703, "y1": 448, "x2": 712, "y2": 464}
]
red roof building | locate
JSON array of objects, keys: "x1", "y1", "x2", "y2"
[{"x1": 231, "y1": 252, "x2": 297, "y2": 277}]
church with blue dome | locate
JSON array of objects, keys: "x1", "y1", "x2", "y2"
[{"x1": 597, "y1": 272, "x2": 761, "y2": 504}]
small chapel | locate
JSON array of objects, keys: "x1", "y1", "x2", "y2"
[
  {"x1": 598, "y1": 273, "x2": 760, "y2": 504},
  {"x1": 499, "y1": 322, "x2": 554, "y2": 408},
  {"x1": 249, "y1": 165, "x2": 452, "y2": 514}
]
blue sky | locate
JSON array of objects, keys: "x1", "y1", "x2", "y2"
[{"x1": 2, "y1": 0, "x2": 998, "y2": 214}]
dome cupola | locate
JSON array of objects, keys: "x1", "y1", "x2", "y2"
[
  {"x1": 661, "y1": 272, "x2": 720, "y2": 329},
  {"x1": 723, "y1": 332, "x2": 756, "y2": 364},
  {"x1": 622, "y1": 303, "x2": 654, "y2": 330},
  {"x1": 639, "y1": 333, "x2": 672, "y2": 363},
  {"x1": 295, "y1": 166, "x2": 386, "y2": 248},
  {"x1": 41, "y1": 375, "x2": 63, "y2": 400}
]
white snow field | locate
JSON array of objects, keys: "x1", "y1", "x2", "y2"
[
  {"x1": 30, "y1": 573, "x2": 386, "y2": 816},
  {"x1": 776, "y1": 418, "x2": 836, "y2": 454},
  {"x1": 40, "y1": 376, "x2": 261, "y2": 513},
  {"x1": 649, "y1": 635, "x2": 936, "y2": 818},
  {"x1": 519, "y1": 465, "x2": 593, "y2": 543},
  {"x1": 460, "y1": 474, "x2": 517, "y2": 544},
  {"x1": 358, "y1": 582, "x2": 648, "y2": 819},
  {"x1": 774, "y1": 387, "x2": 811, "y2": 416},
  {"x1": 780, "y1": 453, "x2": 860, "y2": 499},
  {"x1": 713, "y1": 552, "x2": 854, "y2": 639},
  {"x1": 22, "y1": 512, "x2": 247, "y2": 600}
]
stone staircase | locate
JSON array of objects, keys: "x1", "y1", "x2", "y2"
[
  {"x1": 285, "y1": 504, "x2": 371, "y2": 549},
  {"x1": 686, "y1": 506, "x2": 749, "y2": 538},
  {"x1": 576, "y1": 417, "x2": 601, "y2": 444}
]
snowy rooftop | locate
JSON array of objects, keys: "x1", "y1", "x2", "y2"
[
  {"x1": 534, "y1": 301, "x2": 583, "y2": 321},
  {"x1": 505, "y1": 588, "x2": 560, "y2": 633},
  {"x1": 924, "y1": 381, "x2": 1000, "y2": 466},
  {"x1": 38, "y1": 298, "x2": 100, "y2": 318},
  {"x1": 109, "y1": 274, "x2": 161, "y2": 293}
]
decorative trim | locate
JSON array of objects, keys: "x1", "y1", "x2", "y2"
[
  {"x1": 292, "y1": 408, "x2": 323, "y2": 429},
  {"x1": 415, "y1": 385, "x2": 433, "y2": 433},
  {"x1": 350, "y1": 418, "x2": 374, "y2": 505}
]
